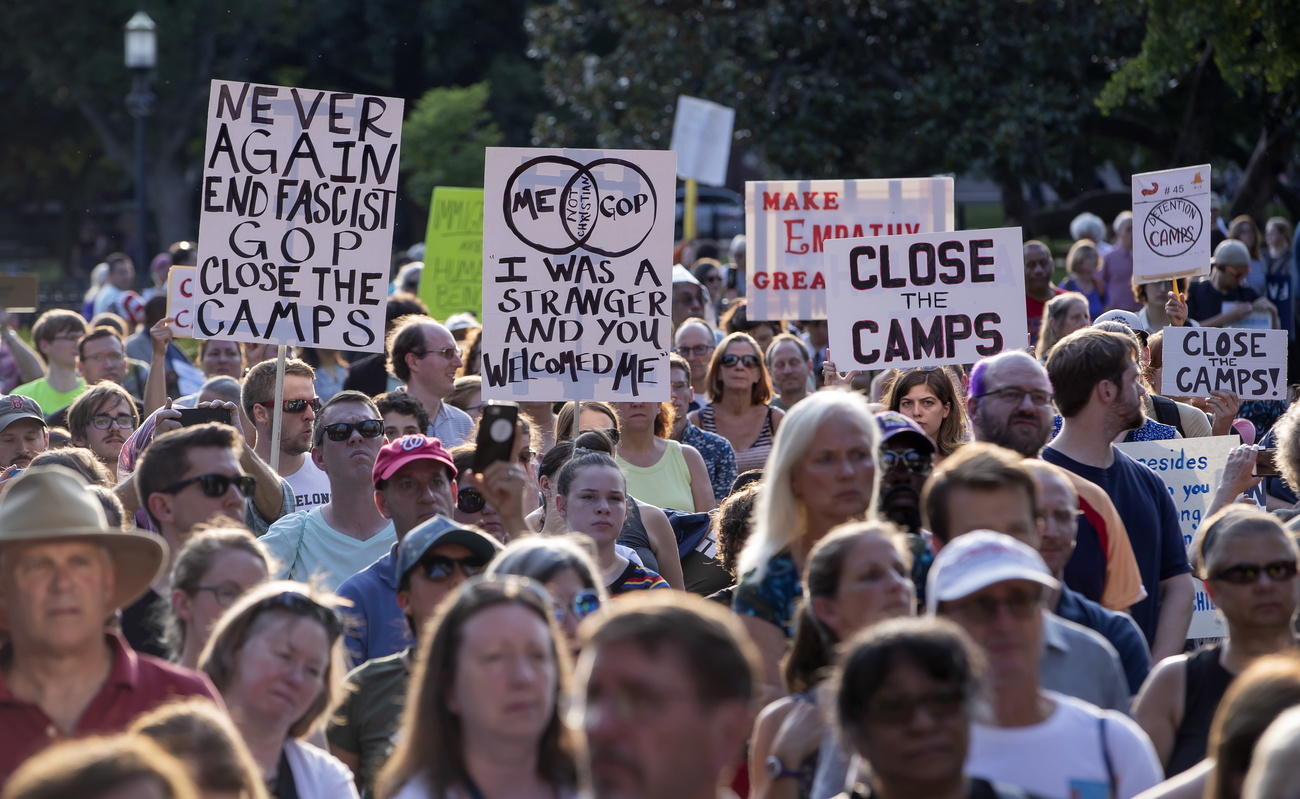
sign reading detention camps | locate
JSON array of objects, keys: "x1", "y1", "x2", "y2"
[
  {"x1": 420, "y1": 187, "x2": 485, "y2": 321},
  {"x1": 824, "y1": 227, "x2": 1025, "y2": 371},
  {"x1": 1161, "y1": 327, "x2": 1288, "y2": 401},
  {"x1": 1116, "y1": 436, "x2": 1239, "y2": 640},
  {"x1": 480, "y1": 148, "x2": 675, "y2": 401},
  {"x1": 746, "y1": 177, "x2": 954, "y2": 321},
  {"x1": 195, "y1": 80, "x2": 403, "y2": 352},
  {"x1": 1131, "y1": 164, "x2": 1211, "y2": 283}
]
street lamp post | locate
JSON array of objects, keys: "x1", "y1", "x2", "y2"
[{"x1": 124, "y1": 11, "x2": 156, "y2": 275}]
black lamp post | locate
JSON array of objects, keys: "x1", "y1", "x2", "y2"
[{"x1": 124, "y1": 11, "x2": 156, "y2": 274}]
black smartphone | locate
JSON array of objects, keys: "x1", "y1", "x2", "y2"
[
  {"x1": 1254, "y1": 449, "x2": 1280, "y2": 477},
  {"x1": 473, "y1": 402, "x2": 519, "y2": 473},
  {"x1": 177, "y1": 406, "x2": 232, "y2": 427}
]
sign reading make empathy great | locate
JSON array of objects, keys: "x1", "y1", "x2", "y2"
[
  {"x1": 195, "y1": 80, "x2": 404, "y2": 352},
  {"x1": 480, "y1": 148, "x2": 675, "y2": 401},
  {"x1": 746, "y1": 177, "x2": 954, "y2": 321}
]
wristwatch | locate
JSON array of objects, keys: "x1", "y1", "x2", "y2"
[{"x1": 764, "y1": 755, "x2": 806, "y2": 781}]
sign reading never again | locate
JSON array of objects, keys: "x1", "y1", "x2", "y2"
[
  {"x1": 825, "y1": 227, "x2": 1026, "y2": 370},
  {"x1": 195, "y1": 80, "x2": 403, "y2": 351},
  {"x1": 480, "y1": 148, "x2": 675, "y2": 401}
]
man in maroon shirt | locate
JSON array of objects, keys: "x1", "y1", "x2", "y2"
[
  {"x1": 0, "y1": 465, "x2": 220, "y2": 785},
  {"x1": 1024, "y1": 239, "x2": 1064, "y2": 348}
]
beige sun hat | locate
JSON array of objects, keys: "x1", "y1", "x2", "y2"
[{"x1": 0, "y1": 465, "x2": 166, "y2": 611}]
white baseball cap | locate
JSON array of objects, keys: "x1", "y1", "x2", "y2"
[
  {"x1": 672, "y1": 263, "x2": 702, "y2": 286},
  {"x1": 926, "y1": 530, "x2": 1059, "y2": 615}
]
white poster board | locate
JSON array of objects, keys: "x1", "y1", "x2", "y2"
[
  {"x1": 669, "y1": 96, "x2": 734, "y2": 187},
  {"x1": 1116, "y1": 436, "x2": 1240, "y2": 640},
  {"x1": 480, "y1": 148, "x2": 675, "y2": 401},
  {"x1": 746, "y1": 178, "x2": 954, "y2": 321},
  {"x1": 1162, "y1": 327, "x2": 1288, "y2": 400},
  {"x1": 1132, "y1": 164, "x2": 1211, "y2": 282},
  {"x1": 195, "y1": 80, "x2": 403, "y2": 352},
  {"x1": 824, "y1": 227, "x2": 1025, "y2": 370},
  {"x1": 166, "y1": 266, "x2": 197, "y2": 338}
]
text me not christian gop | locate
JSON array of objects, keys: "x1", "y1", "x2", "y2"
[{"x1": 195, "y1": 80, "x2": 404, "y2": 352}]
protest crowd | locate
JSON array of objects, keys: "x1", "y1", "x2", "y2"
[{"x1": 3, "y1": 85, "x2": 1300, "y2": 799}]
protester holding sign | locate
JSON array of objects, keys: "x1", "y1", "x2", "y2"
[{"x1": 1035, "y1": 291, "x2": 1091, "y2": 363}]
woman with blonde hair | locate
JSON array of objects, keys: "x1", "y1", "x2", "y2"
[
  {"x1": 1228, "y1": 214, "x2": 1266, "y2": 295},
  {"x1": 1061, "y1": 238, "x2": 1105, "y2": 317},
  {"x1": 199, "y1": 581, "x2": 355, "y2": 798},
  {"x1": 1035, "y1": 291, "x2": 1091, "y2": 362},
  {"x1": 130, "y1": 698, "x2": 269, "y2": 799},
  {"x1": 167, "y1": 527, "x2": 276, "y2": 668},
  {"x1": 733, "y1": 389, "x2": 880, "y2": 688}
]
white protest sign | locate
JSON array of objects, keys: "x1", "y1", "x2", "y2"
[
  {"x1": 166, "y1": 266, "x2": 197, "y2": 338},
  {"x1": 669, "y1": 96, "x2": 734, "y2": 187},
  {"x1": 480, "y1": 148, "x2": 675, "y2": 401},
  {"x1": 824, "y1": 227, "x2": 1025, "y2": 370},
  {"x1": 1162, "y1": 327, "x2": 1288, "y2": 400},
  {"x1": 746, "y1": 178, "x2": 954, "y2": 321},
  {"x1": 195, "y1": 80, "x2": 403, "y2": 352},
  {"x1": 1116, "y1": 436, "x2": 1240, "y2": 640},
  {"x1": 1132, "y1": 164, "x2": 1211, "y2": 282}
]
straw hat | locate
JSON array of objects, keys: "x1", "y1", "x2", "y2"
[{"x1": 0, "y1": 465, "x2": 166, "y2": 611}]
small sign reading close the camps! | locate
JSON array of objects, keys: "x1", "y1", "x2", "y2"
[
  {"x1": 166, "y1": 266, "x2": 197, "y2": 338},
  {"x1": 1161, "y1": 327, "x2": 1288, "y2": 400},
  {"x1": 746, "y1": 178, "x2": 954, "y2": 321},
  {"x1": 195, "y1": 80, "x2": 404, "y2": 352},
  {"x1": 670, "y1": 96, "x2": 734, "y2": 187},
  {"x1": 1132, "y1": 164, "x2": 1211, "y2": 282},
  {"x1": 824, "y1": 227, "x2": 1025, "y2": 370},
  {"x1": 420, "y1": 187, "x2": 485, "y2": 321},
  {"x1": 480, "y1": 148, "x2": 675, "y2": 401}
]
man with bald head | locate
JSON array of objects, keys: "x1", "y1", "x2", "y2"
[
  {"x1": 1024, "y1": 240, "x2": 1063, "y2": 347},
  {"x1": 966, "y1": 350, "x2": 1145, "y2": 615},
  {"x1": 386, "y1": 315, "x2": 472, "y2": 446}
]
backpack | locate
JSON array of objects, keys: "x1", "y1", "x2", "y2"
[{"x1": 1150, "y1": 394, "x2": 1186, "y2": 437}]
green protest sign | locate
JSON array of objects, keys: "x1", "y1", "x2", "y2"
[{"x1": 420, "y1": 186, "x2": 484, "y2": 321}]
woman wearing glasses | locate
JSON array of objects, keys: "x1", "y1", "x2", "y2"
[
  {"x1": 66, "y1": 381, "x2": 139, "y2": 470},
  {"x1": 376, "y1": 577, "x2": 576, "y2": 799},
  {"x1": 200, "y1": 581, "x2": 356, "y2": 798},
  {"x1": 882, "y1": 367, "x2": 969, "y2": 461},
  {"x1": 1134, "y1": 506, "x2": 1300, "y2": 777},
  {"x1": 690, "y1": 332, "x2": 784, "y2": 475},
  {"x1": 488, "y1": 534, "x2": 607, "y2": 658},
  {"x1": 167, "y1": 527, "x2": 275, "y2": 669}
]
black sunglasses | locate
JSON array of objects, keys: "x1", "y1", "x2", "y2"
[
  {"x1": 419, "y1": 553, "x2": 487, "y2": 582},
  {"x1": 721, "y1": 353, "x2": 760, "y2": 368},
  {"x1": 458, "y1": 486, "x2": 486, "y2": 514},
  {"x1": 1210, "y1": 560, "x2": 1298, "y2": 585},
  {"x1": 880, "y1": 448, "x2": 932, "y2": 475},
  {"x1": 258, "y1": 397, "x2": 322, "y2": 414},
  {"x1": 254, "y1": 591, "x2": 343, "y2": 640},
  {"x1": 160, "y1": 472, "x2": 256, "y2": 498},
  {"x1": 322, "y1": 419, "x2": 385, "y2": 442}
]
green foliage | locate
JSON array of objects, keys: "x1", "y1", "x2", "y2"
[{"x1": 402, "y1": 82, "x2": 503, "y2": 207}]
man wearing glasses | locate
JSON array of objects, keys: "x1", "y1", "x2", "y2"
[
  {"x1": 13, "y1": 309, "x2": 88, "y2": 416},
  {"x1": 260, "y1": 391, "x2": 394, "y2": 591},
  {"x1": 386, "y1": 315, "x2": 473, "y2": 447},
  {"x1": 242, "y1": 358, "x2": 330, "y2": 512},
  {"x1": 927, "y1": 531, "x2": 1162, "y2": 798},
  {"x1": 76, "y1": 326, "x2": 148, "y2": 403},
  {"x1": 673, "y1": 317, "x2": 716, "y2": 411}
]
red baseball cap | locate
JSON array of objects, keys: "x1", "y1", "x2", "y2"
[{"x1": 372, "y1": 434, "x2": 457, "y2": 486}]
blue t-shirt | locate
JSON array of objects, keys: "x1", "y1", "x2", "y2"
[
  {"x1": 336, "y1": 546, "x2": 411, "y2": 667},
  {"x1": 1056, "y1": 586, "x2": 1151, "y2": 695},
  {"x1": 1042, "y1": 446, "x2": 1191, "y2": 646}
]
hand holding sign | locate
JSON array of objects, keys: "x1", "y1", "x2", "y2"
[{"x1": 150, "y1": 317, "x2": 176, "y2": 357}]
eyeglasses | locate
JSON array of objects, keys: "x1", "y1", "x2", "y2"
[
  {"x1": 867, "y1": 686, "x2": 967, "y2": 725},
  {"x1": 675, "y1": 345, "x2": 713, "y2": 357},
  {"x1": 253, "y1": 590, "x2": 343, "y2": 640},
  {"x1": 458, "y1": 486, "x2": 486, "y2": 514},
  {"x1": 972, "y1": 387, "x2": 1053, "y2": 407},
  {"x1": 413, "y1": 347, "x2": 459, "y2": 360},
  {"x1": 160, "y1": 472, "x2": 256, "y2": 498},
  {"x1": 418, "y1": 553, "x2": 487, "y2": 582},
  {"x1": 943, "y1": 590, "x2": 1042, "y2": 623},
  {"x1": 194, "y1": 582, "x2": 247, "y2": 608},
  {"x1": 258, "y1": 397, "x2": 322, "y2": 414},
  {"x1": 90, "y1": 413, "x2": 136, "y2": 430},
  {"x1": 321, "y1": 419, "x2": 385, "y2": 442},
  {"x1": 720, "y1": 353, "x2": 760, "y2": 368},
  {"x1": 1210, "y1": 560, "x2": 1298, "y2": 585},
  {"x1": 879, "y1": 448, "x2": 932, "y2": 475},
  {"x1": 553, "y1": 590, "x2": 602, "y2": 624}
]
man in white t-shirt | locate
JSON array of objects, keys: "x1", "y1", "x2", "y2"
[
  {"x1": 927, "y1": 531, "x2": 1162, "y2": 799},
  {"x1": 243, "y1": 358, "x2": 330, "y2": 512},
  {"x1": 260, "y1": 391, "x2": 394, "y2": 591}
]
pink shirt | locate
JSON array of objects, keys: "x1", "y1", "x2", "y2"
[{"x1": 1100, "y1": 247, "x2": 1140, "y2": 312}]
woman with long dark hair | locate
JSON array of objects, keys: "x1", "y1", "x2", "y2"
[{"x1": 882, "y1": 367, "x2": 968, "y2": 460}]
